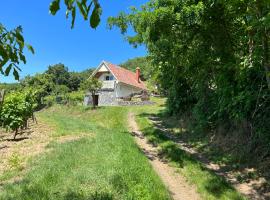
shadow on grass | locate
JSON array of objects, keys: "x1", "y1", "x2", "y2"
[
  {"x1": 6, "y1": 137, "x2": 29, "y2": 142},
  {"x1": 64, "y1": 191, "x2": 113, "y2": 200},
  {"x1": 137, "y1": 112, "x2": 245, "y2": 200}
]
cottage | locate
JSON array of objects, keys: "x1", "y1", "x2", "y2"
[{"x1": 87, "y1": 61, "x2": 147, "y2": 106}]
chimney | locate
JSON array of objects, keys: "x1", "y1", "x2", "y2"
[{"x1": 136, "y1": 67, "x2": 140, "y2": 83}]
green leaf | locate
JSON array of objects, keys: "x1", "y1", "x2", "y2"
[
  {"x1": 87, "y1": 1, "x2": 93, "y2": 14},
  {"x1": 0, "y1": 44, "x2": 7, "y2": 58},
  {"x1": 71, "y1": 7, "x2": 76, "y2": 28},
  {"x1": 5, "y1": 64, "x2": 12, "y2": 76},
  {"x1": 90, "y1": 3, "x2": 101, "y2": 28},
  {"x1": 0, "y1": 67, "x2": 4, "y2": 75},
  {"x1": 13, "y1": 68, "x2": 19, "y2": 81},
  {"x1": 19, "y1": 53, "x2": 26, "y2": 64},
  {"x1": 49, "y1": 0, "x2": 60, "y2": 15},
  {"x1": 4, "y1": 64, "x2": 12, "y2": 76},
  {"x1": 76, "y1": 1, "x2": 87, "y2": 20},
  {"x1": 15, "y1": 31, "x2": 24, "y2": 43},
  {"x1": 65, "y1": 0, "x2": 74, "y2": 10},
  {"x1": 27, "y1": 44, "x2": 35, "y2": 54}
]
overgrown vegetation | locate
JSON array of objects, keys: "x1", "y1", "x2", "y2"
[
  {"x1": 132, "y1": 98, "x2": 245, "y2": 200},
  {"x1": 109, "y1": 0, "x2": 270, "y2": 167}
]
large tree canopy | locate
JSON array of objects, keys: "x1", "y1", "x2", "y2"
[{"x1": 109, "y1": 0, "x2": 270, "y2": 156}]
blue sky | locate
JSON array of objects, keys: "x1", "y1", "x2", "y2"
[{"x1": 0, "y1": 0, "x2": 147, "y2": 83}]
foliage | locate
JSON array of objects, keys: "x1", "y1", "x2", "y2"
[
  {"x1": 0, "y1": 90, "x2": 37, "y2": 139},
  {"x1": 67, "y1": 90, "x2": 84, "y2": 105},
  {"x1": 132, "y1": 98, "x2": 245, "y2": 200},
  {"x1": 49, "y1": 0, "x2": 102, "y2": 29},
  {"x1": 20, "y1": 64, "x2": 93, "y2": 106},
  {"x1": 68, "y1": 68, "x2": 94, "y2": 91},
  {"x1": 21, "y1": 73, "x2": 54, "y2": 105},
  {"x1": 46, "y1": 63, "x2": 70, "y2": 86},
  {"x1": 120, "y1": 57, "x2": 161, "y2": 93},
  {"x1": 0, "y1": 83, "x2": 20, "y2": 93},
  {"x1": 120, "y1": 57, "x2": 154, "y2": 81},
  {"x1": 53, "y1": 84, "x2": 70, "y2": 95},
  {"x1": 80, "y1": 77, "x2": 102, "y2": 95},
  {"x1": 109, "y1": 0, "x2": 270, "y2": 158},
  {"x1": 0, "y1": 24, "x2": 34, "y2": 80},
  {"x1": 43, "y1": 95, "x2": 56, "y2": 107},
  {"x1": 80, "y1": 77, "x2": 101, "y2": 107}
]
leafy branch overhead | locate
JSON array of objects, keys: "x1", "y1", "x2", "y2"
[
  {"x1": 0, "y1": 24, "x2": 34, "y2": 80},
  {"x1": 49, "y1": 0, "x2": 102, "y2": 29}
]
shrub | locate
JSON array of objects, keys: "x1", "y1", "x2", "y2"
[
  {"x1": 67, "y1": 91, "x2": 84, "y2": 105},
  {"x1": 0, "y1": 91, "x2": 37, "y2": 139}
]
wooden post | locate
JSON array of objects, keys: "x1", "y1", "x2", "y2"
[{"x1": 0, "y1": 89, "x2": 5, "y2": 105}]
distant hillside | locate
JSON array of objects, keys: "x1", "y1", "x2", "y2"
[{"x1": 120, "y1": 57, "x2": 154, "y2": 81}]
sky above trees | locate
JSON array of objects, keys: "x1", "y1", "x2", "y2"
[{"x1": 0, "y1": 0, "x2": 147, "y2": 83}]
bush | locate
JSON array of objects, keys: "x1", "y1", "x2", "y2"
[
  {"x1": 0, "y1": 91, "x2": 37, "y2": 139},
  {"x1": 67, "y1": 91, "x2": 84, "y2": 105},
  {"x1": 43, "y1": 95, "x2": 55, "y2": 107}
]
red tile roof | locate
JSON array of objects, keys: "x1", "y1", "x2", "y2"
[{"x1": 104, "y1": 61, "x2": 147, "y2": 90}]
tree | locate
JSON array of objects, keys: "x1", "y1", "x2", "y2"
[
  {"x1": 46, "y1": 63, "x2": 70, "y2": 86},
  {"x1": 120, "y1": 57, "x2": 154, "y2": 81},
  {"x1": 68, "y1": 68, "x2": 94, "y2": 91},
  {"x1": 108, "y1": 0, "x2": 270, "y2": 159},
  {"x1": 80, "y1": 77, "x2": 102, "y2": 108},
  {"x1": 21, "y1": 73, "x2": 54, "y2": 105}
]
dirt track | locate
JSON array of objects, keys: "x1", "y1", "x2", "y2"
[{"x1": 128, "y1": 112, "x2": 201, "y2": 200}]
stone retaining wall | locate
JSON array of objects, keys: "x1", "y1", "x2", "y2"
[{"x1": 97, "y1": 90, "x2": 117, "y2": 106}]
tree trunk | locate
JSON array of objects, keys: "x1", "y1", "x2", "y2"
[
  {"x1": 262, "y1": 28, "x2": 270, "y2": 89},
  {"x1": 92, "y1": 93, "x2": 96, "y2": 109},
  {"x1": 256, "y1": 0, "x2": 270, "y2": 89},
  {"x1": 13, "y1": 129, "x2": 18, "y2": 140}
]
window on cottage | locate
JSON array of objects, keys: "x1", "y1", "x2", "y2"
[{"x1": 105, "y1": 75, "x2": 114, "y2": 81}]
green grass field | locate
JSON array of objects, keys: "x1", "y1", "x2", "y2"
[
  {"x1": 0, "y1": 99, "x2": 245, "y2": 200},
  {"x1": 0, "y1": 105, "x2": 170, "y2": 200}
]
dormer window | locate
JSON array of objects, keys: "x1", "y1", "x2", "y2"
[{"x1": 105, "y1": 75, "x2": 114, "y2": 81}]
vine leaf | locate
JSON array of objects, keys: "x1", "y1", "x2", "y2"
[
  {"x1": 13, "y1": 68, "x2": 19, "y2": 81},
  {"x1": 90, "y1": 3, "x2": 101, "y2": 28},
  {"x1": 49, "y1": 0, "x2": 60, "y2": 15},
  {"x1": 5, "y1": 64, "x2": 12, "y2": 76}
]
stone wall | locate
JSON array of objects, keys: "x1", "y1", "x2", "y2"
[
  {"x1": 97, "y1": 90, "x2": 117, "y2": 106},
  {"x1": 116, "y1": 100, "x2": 155, "y2": 106},
  {"x1": 84, "y1": 90, "x2": 153, "y2": 106}
]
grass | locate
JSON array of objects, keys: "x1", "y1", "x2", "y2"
[
  {"x1": 0, "y1": 105, "x2": 171, "y2": 200},
  {"x1": 131, "y1": 97, "x2": 246, "y2": 200}
]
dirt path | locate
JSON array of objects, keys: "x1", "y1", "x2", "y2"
[
  {"x1": 128, "y1": 112, "x2": 201, "y2": 200},
  {"x1": 148, "y1": 116, "x2": 270, "y2": 200}
]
